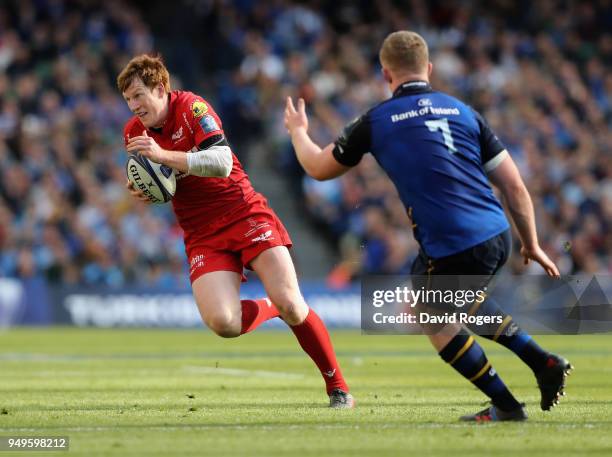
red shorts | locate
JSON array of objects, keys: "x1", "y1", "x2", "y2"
[{"x1": 184, "y1": 198, "x2": 292, "y2": 283}]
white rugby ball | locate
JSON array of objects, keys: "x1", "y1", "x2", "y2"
[{"x1": 126, "y1": 154, "x2": 176, "y2": 204}]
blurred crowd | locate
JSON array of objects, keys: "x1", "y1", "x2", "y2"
[
  {"x1": 0, "y1": 0, "x2": 610, "y2": 287},
  {"x1": 0, "y1": 0, "x2": 188, "y2": 287}
]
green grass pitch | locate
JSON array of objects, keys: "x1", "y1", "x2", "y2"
[{"x1": 0, "y1": 328, "x2": 611, "y2": 456}]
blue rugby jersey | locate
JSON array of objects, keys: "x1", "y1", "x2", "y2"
[{"x1": 333, "y1": 80, "x2": 510, "y2": 258}]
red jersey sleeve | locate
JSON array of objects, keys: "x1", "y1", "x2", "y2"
[
  {"x1": 123, "y1": 123, "x2": 131, "y2": 147},
  {"x1": 122, "y1": 118, "x2": 140, "y2": 148},
  {"x1": 187, "y1": 96, "x2": 224, "y2": 147}
]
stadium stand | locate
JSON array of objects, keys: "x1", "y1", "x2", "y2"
[{"x1": 0, "y1": 0, "x2": 609, "y2": 287}]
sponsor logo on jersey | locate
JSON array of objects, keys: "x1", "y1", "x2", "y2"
[
  {"x1": 417, "y1": 97, "x2": 432, "y2": 107},
  {"x1": 200, "y1": 114, "x2": 219, "y2": 133},
  {"x1": 171, "y1": 126, "x2": 183, "y2": 142},
  {"x1": 191, "y1": 100, "x2": 208, "y2": 119},
  {"x1": 182, "y1": 112, "x2": 194, "y2": 134}
]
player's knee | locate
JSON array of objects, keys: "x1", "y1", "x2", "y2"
[
  {"x1": 271, "y1": 292, "x2": 308, "y2": 325},
  {"x1": 204, "y1": 312, "x2": 241, "y2": 338}
]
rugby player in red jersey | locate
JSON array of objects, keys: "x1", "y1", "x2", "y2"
[{"x1": 117, "y1": 54, "x2": 353, "y2": 408}]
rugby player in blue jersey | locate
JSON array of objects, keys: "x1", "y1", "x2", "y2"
[{"x1": 284, "y1": 31, "x2": 572, "y2": 422}]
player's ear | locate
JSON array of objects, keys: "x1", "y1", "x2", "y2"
[
  {"x1": 427, "y1": 62, "x2": 433, "y2": 77},
  {"x1": 382, "y1": 67, "x2": 392, "y2": 85}
]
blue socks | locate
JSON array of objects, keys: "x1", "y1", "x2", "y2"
[{"x1": 439, "y1": 332, "x2": 521, "y2": 412}]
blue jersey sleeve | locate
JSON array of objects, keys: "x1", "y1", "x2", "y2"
[
  {"x1": 332, "y1": 114, "x2": 371, "y2": 167},
  {"x1": 471, "y1": 109, "x2": 507, "y2": 171}
]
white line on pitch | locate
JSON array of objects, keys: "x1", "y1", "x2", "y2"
[
  {"x1": 1, "y1": 422, "x2": 602, "y2": 433},
  {"x1": 182, "y1": 365, "x2": 305, "y2": 379}
]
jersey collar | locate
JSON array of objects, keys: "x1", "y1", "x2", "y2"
[{"x1": 393, "y1": 80, "x2": 432, "y2": 97}]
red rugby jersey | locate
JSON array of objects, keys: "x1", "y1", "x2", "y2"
[{"x1": 123, "y1": 91, "x2": 258, "y2": 237}]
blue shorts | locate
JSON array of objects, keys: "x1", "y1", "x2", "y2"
[
  {"x1": 411, "y1": 229, "x2": 511, "y2": 277},
  {"x1": 410, "y1": 230, "x2": 511, "y2": 316}
]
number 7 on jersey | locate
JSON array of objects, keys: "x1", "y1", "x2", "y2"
[{"x1": 425, "y1": 118, "x2": 457, "y2": 154}]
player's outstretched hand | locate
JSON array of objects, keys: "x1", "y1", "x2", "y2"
[
  {"x1": 126, "y1": 130, "x2": 166, "y2": 164},
  {"x1": 284, "y1": 97, "x2": 308, "y2": 135},
  {"x1": 125, "y1": 179, "x2": 150, "y2": 203},
  {"x1": 520, "y1": 245, "x2": 560, "y2": 278}
]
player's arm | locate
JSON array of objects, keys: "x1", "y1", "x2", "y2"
[
  {"x1": 284, "y1": 97, "x2": 351, "y2": 180},
  {"x1": 488, "y1": 156, "x2": 558, "y2": 276},
  {"x1": 488, "y1": 153, "x2": 537, "y2": 247},
  {"x1": 126, "y1": 131, "x2": 232, "y2": 178},
  {"x1": 475, "y1": 110, "x2": 560, "y2": 277}
]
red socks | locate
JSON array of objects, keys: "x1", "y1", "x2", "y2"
[
  {"x1": 239, "y1": 300, "x2": 349, "y2": 395},
  {"x1": 290, "y1": 308, "x2": 349, "y2": 394},
  {"x1": 240, "y1": 298, "x2": 280, "y2": 335}
]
